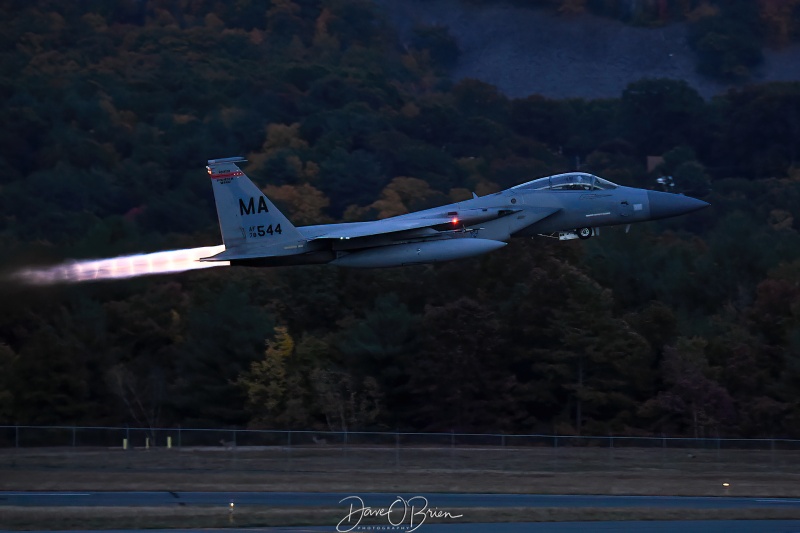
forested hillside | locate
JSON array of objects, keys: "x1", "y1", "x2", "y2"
[{"x1": 1, "y1": 0, "x2": 800, "y2": 438}]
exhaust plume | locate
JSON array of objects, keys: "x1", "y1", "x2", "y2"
[{"x1": 12, "y1": 245, "x2": 228, "y2": 285}]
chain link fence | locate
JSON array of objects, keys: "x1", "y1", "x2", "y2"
[{"x1": 1, "y1": 425, "x2": 799, "y2": 474}]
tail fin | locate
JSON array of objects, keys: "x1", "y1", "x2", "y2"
[{"x1": 206, "y1": 157, "x2": 304, "y2": 254}]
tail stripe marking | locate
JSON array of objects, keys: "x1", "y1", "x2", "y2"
[{"x1": 211, "y1": 170, "x2": 244, "y2": 180}]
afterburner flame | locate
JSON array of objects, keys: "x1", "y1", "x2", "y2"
[{"x1": 12, "y1": 245, "x2": 228, "y2": 285}]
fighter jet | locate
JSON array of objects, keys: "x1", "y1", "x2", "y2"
[{"x1": 201, "y1": 157, "x2": 709, "y2": 268}]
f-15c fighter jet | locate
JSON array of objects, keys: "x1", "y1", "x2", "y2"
[{"x1": 201, "y1": 156, "x2": 709, "y2": 268}]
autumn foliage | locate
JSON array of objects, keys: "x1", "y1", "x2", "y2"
[{"x1": 0, "y1": 1, "x2": 800, "y2": 438}]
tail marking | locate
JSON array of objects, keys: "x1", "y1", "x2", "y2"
[{"x1": 205, "y1": 157, "x2": 304, "y2": 256}]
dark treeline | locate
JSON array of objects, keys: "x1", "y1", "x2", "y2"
[{"x1": 1, "y1": 0, "x2": 800, "y2": 438}]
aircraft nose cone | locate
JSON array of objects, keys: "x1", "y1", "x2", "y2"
[{"x1": 647, "y1": 190, "x2": 710, "y2": 220}]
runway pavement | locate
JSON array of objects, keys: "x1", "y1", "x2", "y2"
[
  {"x1": 4, "y1": 492, "x2": 800, "y2": 533},
  {"x1": 3, "y1": 490, "x2": 800, "y2": 509},
  {"x1": 12, "y1": 522, "x2": 800, "y2": 533},
  {"x1": 303, "y1": 525, "x2": 800, "y2": 533}
]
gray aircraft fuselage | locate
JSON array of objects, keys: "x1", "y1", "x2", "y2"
[{"x1": 203, "y1": 162, "x2": 709, "y2": 268}]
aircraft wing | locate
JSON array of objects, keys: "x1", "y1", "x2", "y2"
[
  {"x1": 307, "y1": 206, "x2": 560, "y2": 241},
  {"x1": 307, "y1": 216, "x2": 456, "y2": 241}
]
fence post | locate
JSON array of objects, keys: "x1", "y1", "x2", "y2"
[
  {"x1": 500, "y1": 433, "x2": 506, "y2": 472},
  {"x1": 450, "y1": 430, "x2": 455, "y2": 468},
  {"x1": 771, "y1": 438, "x2": 775, "y2": 470},
  {"x1": 125, "y1": 425, "x2": 131, "y2": 470},
  {"x1": 176, "y1": 425, "x2": 182, "y2": 469},
  {"x1": 609, "y1": 433, "x2": 614, "y2": 470},
  {"x1": 553, "y1": 434, "x2": 561, "y2": 471},
  {"x1": 343, "y1": 429, "x2": 348, "y2": 465},
  {"x1": 232, "y1": 429, "x2": 238, "y2": 469},
  {"x1": 287, "y1": 431, "x2": 292, "y2": 471}
]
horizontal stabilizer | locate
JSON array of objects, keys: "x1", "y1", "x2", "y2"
[
  {"x1": 200, "y1": 242, "x2": 308, "y2": 262},
  {"x1": 207, "y1": 156, "x2": 247, "y2": 165}
]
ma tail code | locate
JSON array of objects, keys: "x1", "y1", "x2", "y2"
[{"x1": 239, "y1": 197, "x2": 269, "y2": 215}]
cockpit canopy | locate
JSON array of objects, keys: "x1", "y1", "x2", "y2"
[{"x1": 512, "y1": 172, "x2": 618, "y2": 191}]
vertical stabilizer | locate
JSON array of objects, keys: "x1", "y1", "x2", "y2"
[{"x1": 206, "y1": 157, "x2": 303, "y2": 252}]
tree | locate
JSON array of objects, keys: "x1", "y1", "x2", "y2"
[
  {"x1": 653, "y1": 337, "x2": 736, "y2": 437},
  {"x1": 266, "y1": 0, "x2": 308, "y2": 44},
  {"x1": 620, "y1": 78, "x2": 706, "y2": 155},
  {"x1": 310, "y1": 367, "x2": 382, "y2": 432},
  {"x1": 336, "y1": 294, "x2": 419, "y2": 425},
  {"x1": 9, "y1": 307, "x2": 102, "y2": 424},
  {"x1": 0, "y1": 344, "x2": 18, "y2": 423},
  {"x1": 248, "y1": 122, "x2": 310, "y2": 180},
  {"x1": 171, "y1": 282, "x2": 275, "y2": 426},
  {"x1": 264, "y1": 183, "x2": 331, "y2": 224},
  {"x1": 318, "y1": 147, "x2": 386, "y2": 216},
  {"x1": 235, "y1": 326, "x2": 310, "y2": 428},
  {"x1": 106, "y1": 362, "x2": 166, "y2": 430},
  {"x1": 688, "y1": 4, "x2": 763, "y2": 80},
  {"x1": 403, "y1": 297, "x2": 516, "y2": 432},
  {"x1": 323, "y1": 0, "x2": 385, "y2": 49},
  {"x1": 510, "y1": 95, "x2": 574, "y2": 147},
  {"x1": 715, "y1": 83, "x2": 800, "y2": 178},
  {"x1": 346, "y1": 177, "x2": 450, "y2": 220},
  {"x1": 758, "y1": 0, "x2": 800, "y2": 47},
  {"x1": 673, "y1": 160, "x2": 711, "y2": 196},
  {"x1": 542, "y1": 274, "x2": 653, "y2": 434},
  {"x1": 410, "y1": 25, "x2": 460, "y2": 70},
  {"x1": 451, "y1": 79, "x2": 509, "y2": 123}
]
